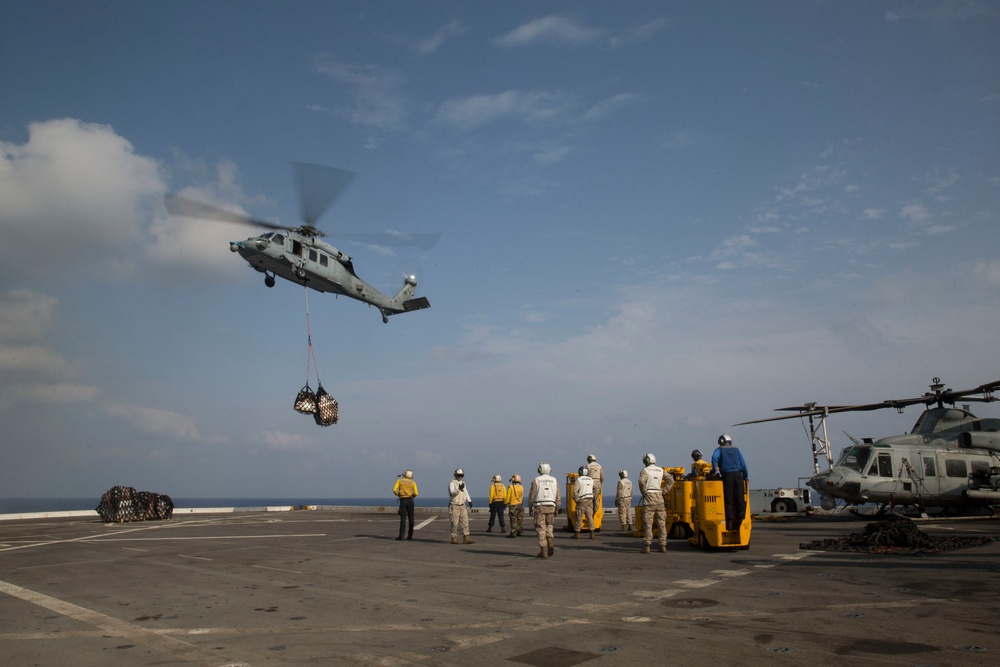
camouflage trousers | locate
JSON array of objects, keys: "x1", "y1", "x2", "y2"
[
  {"x1": 642, "y1": 500, "x2": 667, "y2": 547},
  {"x1": 532, "y1": 506, "x2": 556, "y2": 551},
  {"x1": 508, "y1": 504, "x2": 524, "y2": 535},
  {"x1": 575, "y1": 499, "x2": 594, "y2": 533},
  {"x1": 616, "y1": 499, "x2": 633, "y2": 530}
]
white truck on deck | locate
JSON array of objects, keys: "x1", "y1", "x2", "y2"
[{"x1": 750, "y1": 488, "x2": 811, "y2": 515}]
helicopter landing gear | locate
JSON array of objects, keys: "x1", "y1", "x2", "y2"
[
  {"x1": 264, "y1": 273, "x2": 276, "y2": 288},
  {"x1": 382, "y1": 314, "x2": 389, "y2": 324},
  {"x1": 295, "y1": 268, "x2": 306, "y2": 279}
]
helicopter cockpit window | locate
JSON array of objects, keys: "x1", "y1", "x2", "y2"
[
  {"x1": 836, "y1": 446, "x2": 871, "y2": 473},
  {"x1": 971, "y1": 460, "x2": 988, "y2": 474},
  {"x1": 273, "y1": 234, "x2": 284, "y2": 245},
  {"x1": 945, "y1": 459, "x2": 967, "y2": 478},
  {"x1": 877, "y1": 453, "x2": 893, "y2": 477}
]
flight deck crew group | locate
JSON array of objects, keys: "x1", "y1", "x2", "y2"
[{"x1": 392, "y1": 435, "x2": 747, "y2": 554}]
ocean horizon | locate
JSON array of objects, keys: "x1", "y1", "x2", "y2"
[{"x1": 0, "y1": 497, "x2": 486, "y2": 514}]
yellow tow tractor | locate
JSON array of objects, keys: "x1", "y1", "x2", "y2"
[
  {"x1": 665, "y1": 466, "x2": 695, "y2": 538},
  {"x1": 688, "y1": 477, "x2": 751, "y2": 550}
]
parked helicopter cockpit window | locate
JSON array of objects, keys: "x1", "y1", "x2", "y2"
[
  {"x1": 877, "y1": 453, "x2": 893, "y2": 477},
  {"x1": 836, "y1": 446, "x2": 871, "y2": 473},
  {"x1": 945, "y1": 459, "x2": 968, "y2": 478},
  {"x1": 923, "y1": 456, "x2": 936, "y2": 477}
]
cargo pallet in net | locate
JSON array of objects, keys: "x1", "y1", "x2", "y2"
[
  {"x1": 96, "y1": 485, "x2": 174, "y2": 523},
  {"x1": 294, "y1": 382, "x2": 339, "y2": 426}
]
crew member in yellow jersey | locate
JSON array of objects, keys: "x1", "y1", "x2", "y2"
[
  {"x1": 393, "y1": 469, "x2": 418, "y2": 541},
  {"x1": 487, "y1": 474, "x2": 507, "y2": 533},
  {"x1": 505, "y1": 474, "x2": 524, "y2": 538}
]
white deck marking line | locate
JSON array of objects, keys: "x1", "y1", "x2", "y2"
[
  {"x1": 252, "y1": 564, "x2": 303, "y2": 574},
  {"x1": 96, "y1": 533, "x2": 326, "y2": 541},
  {"x1": 0, "y1": 578, "x2": 234, "y2": 666},
  {"x1": 179, "y1": 554, "x2": 212, "y2": 561},
  {"x1": 414, "y1": 516, "x2": 436, "y2": 530},
  {"x1": 631, "y1": 552, "x2": 817, "y2": 599}
]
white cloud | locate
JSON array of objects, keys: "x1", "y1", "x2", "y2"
[
  {"x1": 899, "y1": 202, "x2": 930, "y2": 222},
  {"x1": 416, "y1": 19, "x2": 468, "y2": 54},
  {"x1": 434, "y1": 90, "x2": 573, "y2": 131},
  {"x1": 0, "y1": 119, "x2": 165, "y2": 284},
  {"x1": 495, "y1": 15, "x2": 605, "y2": 47},
  {"x1": 105, "y1": 402, "x2": 224, "y2": 443},
  {"x1": 313, "y1": 59, "x2": 408, "y2": 132},
  {"x1": 579, "y1": 93, "x2": 642, "y2": 122},
  {"x1": 862, "y1": 208, "x2": 886, "y2": 220},
  {"x1": 260, "y1": 430, "x2": 314, "y2": 451}
]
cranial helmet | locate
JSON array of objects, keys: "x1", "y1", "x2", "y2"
[
  {"x1": 493, "y1": 474, "x2": 502, "y2": 483},
  {"x1": 454, "y1": 468, "x2": 465, "y2": 478},
  {"x1": 619, "y1": 469, "x2": 628, "y2": 479},
  {"x1": 511, "y1": 473, "x2": 521, "y2": 483},
  {"x1": 579, "y1": 465, "x2": 588, "y2": 477},
  {"x1": 691, "y1": 449, "x2": 702, "y2": 461},
  {"x1": 718, "y1": 434, "x2": 733, "y2": 446},
  {"x1": 538, "y1": 462, "x2": 551, "y2": 475},
  {"x1": 404, "y1": 469, "x2": 413, "y2": 479},
  {"x1": 643, "y1": 453, "x2": 657, "y2": 466},
  {"x1": 587, "y1": 454, "x2": 597, "y2": 463}
]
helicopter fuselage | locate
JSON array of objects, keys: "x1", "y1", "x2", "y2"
[
  {"x1": 230, "y1": 231, "x2": 429, "y2": 322},
  {"x1": 808, "y1": 407, "x2": 1000, "y2": 509}
]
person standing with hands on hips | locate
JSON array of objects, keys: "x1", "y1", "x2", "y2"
[{"x1": 392, "y1": 469, "x2": 418, "y2": 541}]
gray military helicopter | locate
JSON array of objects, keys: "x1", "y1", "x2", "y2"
[
  {"x1": 736, "y1": 378, "x2": 1000, "y2": 513},
  {"x1": 165, "y1": 163, "x2": 438, "y2": 323}
]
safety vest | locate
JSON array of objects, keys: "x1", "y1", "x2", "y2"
[
  {"x1": 393, "y1": 478, "x2": 417, "y2": 499},
  {"x1": 489, "y1": 482, "x2": 506, "y2": 503},
  {"x1": 506, "y1": 483, "x2": 523, "y2": 506},
  {"x1": 574, "y1": 476, "x2": 594, "y2": 500},
  {"x1": 642, "y1": 466, "x2": 664, "y2": 495},
  {"x1": 587, "y1": 462, "x2": 603, "y2": 483},
  {"x1": 533, "y1": 475, "x2": 558, "y2": 506},
  {"x1": 617, "y1": 478, "x2": 633, "y2": 500}
]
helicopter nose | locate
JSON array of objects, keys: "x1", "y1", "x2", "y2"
[{"x1": 230, "y1": 241, "x2": 242, "y2": 253}]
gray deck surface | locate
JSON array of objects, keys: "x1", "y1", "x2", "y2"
[{"x1": 1, "y1": 509, "x2": 997, "y2": 666}]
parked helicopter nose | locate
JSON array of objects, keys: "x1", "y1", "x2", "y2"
[
  {"x1": 229, "y1": 242, "x2": 241, "y2": 253},
  {"x1": 820, "y1": 495, "x2": 837, "y2": 511}
]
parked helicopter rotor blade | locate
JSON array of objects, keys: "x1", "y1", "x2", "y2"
[
  {"x1": 292, "y1": 162, "x2": 357, "y2": 226},
  {"x1": 164, "y1": 194, "x2": 286, "y2": 231}
]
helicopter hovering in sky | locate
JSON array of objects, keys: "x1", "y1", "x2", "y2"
[
  {"x1": 165, "y1": 163, "x2": 438, "y2": 323},
  {"x1": 736, "y1": 378, "x2": 1000, "y2": 513}
]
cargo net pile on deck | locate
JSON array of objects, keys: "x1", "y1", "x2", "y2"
[
  {"x1": 96, "y1": 486, "x2": 174, "y2": 523},
  {"x1": 800, "y1": 514, "x2": 995, "y2": 556}
]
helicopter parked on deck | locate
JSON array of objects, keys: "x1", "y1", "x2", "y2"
[
  {"x1": 165, "y1": 163, "x2": 438, "y2": 323},
  {"x1": 736, "y1": 378, "x2": 1000, "y2": 512}
]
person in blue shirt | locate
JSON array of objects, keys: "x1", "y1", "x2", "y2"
[{"x1": 711, "y1": 434, "x2": 749, "y2": 531}]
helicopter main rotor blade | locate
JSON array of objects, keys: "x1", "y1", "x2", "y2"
[
  {"x1": 164, "y1": 194, "x2": 286, "y2": 231},
  {"x1": 292, "y1": 162, "x2": 357, "y2": 226}
]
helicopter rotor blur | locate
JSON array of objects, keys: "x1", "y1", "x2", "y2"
[
  {"x1": 735, "y1": 378, "x2": 1000, "y2": 512},
  {"x1": 164, "y1": 163, "x2": 439, "y2": 324}
]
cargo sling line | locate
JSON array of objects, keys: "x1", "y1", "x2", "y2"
[{"x1": 293, "y1": 287, "x2": 339, "y2": 426}]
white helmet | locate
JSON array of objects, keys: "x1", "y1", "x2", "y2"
[
  {"x1": 510, "y1": 474, "x2": 521, "y2": 483},
  {"x1": 538, "y1": 462, "x2": 551, "y2": 475},
  {"x1": 403, "y1": 469, "x2": 413, "y2": 479},
  {"x1": 578, "y1": 465, "x2": 589, "y2": 477},
  {"x1": 587, "y1": 454, "x2": 597, "y2": 463},
  {"x1": 718, "y1": 434, "x2": 733, "y2": 446},
  {"x1": 619, "y1": 469, "x2": 628, "y2": 479},
  {"x1": 454, "y1": 468, "x2": 465, "y2": 478},
  {"x1": 493, "y1": 474, "x2": 502, "y2": 483},
  {"x1": 643, "y1": 453, "x2": 656, "y2": 466}
]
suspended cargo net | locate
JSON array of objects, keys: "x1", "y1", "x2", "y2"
[
  {"x1": 799, "y1": 514, "x2": 995, "y2": 556},
  {"x1": 95, "y1": 485, "x2": 174, "y2": 523},
  {"x1": 293, "y1": 288, "x2": 338, "y2": 426}
]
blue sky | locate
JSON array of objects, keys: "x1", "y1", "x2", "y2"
[{"x1": 2, "y1": 1, "x2": 999, "y2": 500}]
